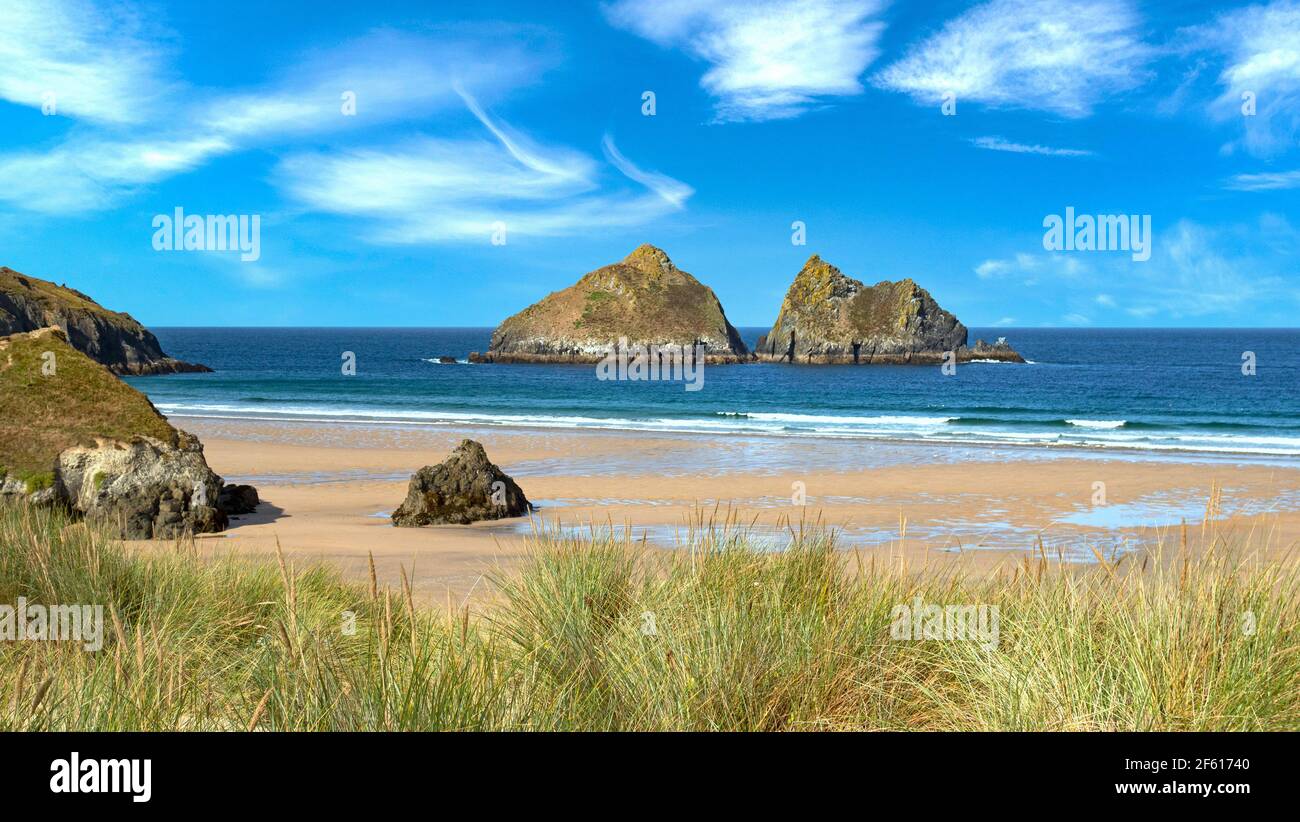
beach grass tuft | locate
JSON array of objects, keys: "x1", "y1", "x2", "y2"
[{"x1": 0, "y1": 503, "x2": 1295, "y2": 731}]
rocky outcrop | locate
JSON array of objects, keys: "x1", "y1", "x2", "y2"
[
  {"x1": 391, "y1": 439, "x2": 530, "y2": 527},
  {"x1": 54, "y1": 433, "x2": 228, "y2": 539},
  {"x1": 0, "y1": 266, "x2": 210, "y2": 375},
  {"x1": 755, "y1": 255, "x2": 1024, "y2": 364},
  {"x1": 0, "y1": 327, "x2": 246, "y2": 538},
  {"x1": 966, "y1": 338, "x2": 1024, "y2": 362},
  {"x1": 471, "y1": 244, "x2": 749, "y2": 364}
]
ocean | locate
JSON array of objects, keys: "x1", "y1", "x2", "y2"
[{"x1": 126, "y1": 327, "x2": 1300, "y2": 460}]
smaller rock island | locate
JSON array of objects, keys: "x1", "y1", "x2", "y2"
[{"x1": 755, "y1": 255, "x2": 1024, "y2": 364}]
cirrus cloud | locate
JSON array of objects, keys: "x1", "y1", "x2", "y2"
[
  {"x1": 603, "y1": 0, "x2": 888, "y2": 122},
  {"x1": 1188, "y1": 0, "x2": 1300, "y2": 158},
  {"x1": 873, "y1": 0, "x2": 1152, "y2": 118},
  {"x1": 276, "y1": 90, "x2": 693, "y2": 243}
]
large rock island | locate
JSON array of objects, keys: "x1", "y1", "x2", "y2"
[
  {"x1": 470, "y1": 244, "x2": 749, "y2": 364},
  {"x1": 755, "y1": 255, "x2": 1023, "y2": 364},
  {"x1": 0, "y1": 327, "x2": 241, "y2": 538},
  {"x1": 0, "y1": 266, "x2": 210, "y2": 375}
]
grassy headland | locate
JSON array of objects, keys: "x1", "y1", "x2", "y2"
[{"x1": 0, "y1": 328, "x2": 177, "y2": 478}]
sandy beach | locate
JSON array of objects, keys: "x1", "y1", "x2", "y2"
[{"x1": 151, "y1": 414, "x2": 1300, "y2": 604}]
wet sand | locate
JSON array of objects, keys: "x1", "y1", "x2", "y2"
[{"x1": 160, "y1": 416, "x2": 1300, "y2": 603}]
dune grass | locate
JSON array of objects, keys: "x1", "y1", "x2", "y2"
[{"x1": 0, "y1": 502, "x2": 1295, "y2": 731}]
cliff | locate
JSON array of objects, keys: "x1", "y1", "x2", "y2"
[
  {"x1": 754, "y1": 255, "x2": 1023, "y2": 364},
  {"x1": 0, "y1": 266, "x2": 210, "y2": 375},
  {"x1": 472, "y1": 244, "x2": 749, "y2": 363}
]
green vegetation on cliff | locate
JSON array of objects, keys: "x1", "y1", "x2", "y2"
[{"x1": 0, "y1": 267, "x2": 120, "y2": 320}]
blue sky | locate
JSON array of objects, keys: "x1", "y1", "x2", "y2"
[{"x1": 0, "y1": 0, "x2": 1297, "y2": 328}]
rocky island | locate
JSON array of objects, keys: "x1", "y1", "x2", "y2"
[
  {"x1": 469, "y1": 244, "x2": 749, "y2": 364},
  {"x1": 755, "y1": 255, "x2": 1024, "y2": 364},
  {"x1": 0, "y1": 327, "x2": 245, "y2": 538},
  {"x1": 1, "y1": 266, "x2": 211, "y2": 375}
]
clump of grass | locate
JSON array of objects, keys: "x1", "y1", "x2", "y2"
[
  {"x1": 0, "y1": 503, "x2": 1295, "y2": 731},
  {"x1": 20, "y1": 471, "x2": 54, "y2": 494}
]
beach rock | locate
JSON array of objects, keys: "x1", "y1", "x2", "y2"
[
  {"x1": 755, "y1": 255, "x2": 1025, "y2": 364},
  {"x1": 55, "y1": 433, "x2": 228, "y2": 539},
  {"x1": 391, "y1": 439, "x2": 530, "y2": 527},
  {"x1": 477, "y1": 244, "x2": 749, "y2": 364},
  {"x1": 437, "y1": 356, "x2": 457, "y2": 364},
  {"x1": 0, "y1": 266, "x2": 211, "y2": 375},
  {"x1": 0, "y1": 327, "x2": 230, "y2": 539},
  {"x1": 218, "y1": 483, "x2": 260, "y2": 515}
]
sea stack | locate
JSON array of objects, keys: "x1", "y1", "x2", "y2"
[
  {"x1": 0, "y1": 327, "x2": 244, "y2": 538},
  {"x1": 0, "y1": 266, "x2": 211, "y2": 375},
  {"x1": 755, "y1": 255, "x2": 1023, "y2": 364},
  {"x1": 470, "y1": 244, "x2": 749, "y2": 364}
]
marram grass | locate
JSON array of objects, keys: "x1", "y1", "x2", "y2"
[{"x1": 0, "y1": 503, "x2": 1295, "y2": 731}]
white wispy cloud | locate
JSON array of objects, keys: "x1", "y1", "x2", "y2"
[
  {"x1": 0, "y1": 20, "x2": 552, "y2": 214},
  {"x1": 874, "y1": 0, "x2": 1151, "y2": 117},
  {"x1": 0, "y1": 135, "x2": 232, "y2": 213},
  {"x1": 975, "y1": 216, "x2": 1294, "y2": 321},
  {"x1": 601, "y1": 135, "x2": 694, "y2": 207},
  {"x1": 1224, "y1": 169, "x2": 1300, "y2": 190},
  {"x1": 0, "y1": 0, "x2": 167, "y2": 124},
  {"x1": 1189, "y1": 0, "x2": 1300, "y2": 158},
  {"x1": 604, "y1": 0, "x2": 887, "y2": 121},
  {"x1": 975, "y1": 252, "x2": 1083, "y2": 280},
  {"x1": 202, "y1": 30, "x2": 548, "y2": 140},
  {"x1": 974, "y1": 259, "x2": 1010, "y2": 279},
  {"x1": 969, "y1": 136, "x2": 1093, "y2": 157},
  {"x1": 276, "y1": 92, "x2": 693, "y2": 243}
]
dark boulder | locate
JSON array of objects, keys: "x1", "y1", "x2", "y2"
[
  {"x1": 218, "y1": 483, "x2": 260, "y2": 515},
  {"x1": 391, "y1": 439, "x2": 530, "y2": 527}
]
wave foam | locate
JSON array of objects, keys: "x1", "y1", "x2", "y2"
[{"x1": 1066, "y1": 419, "x2": 1127, "y2": 429}]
